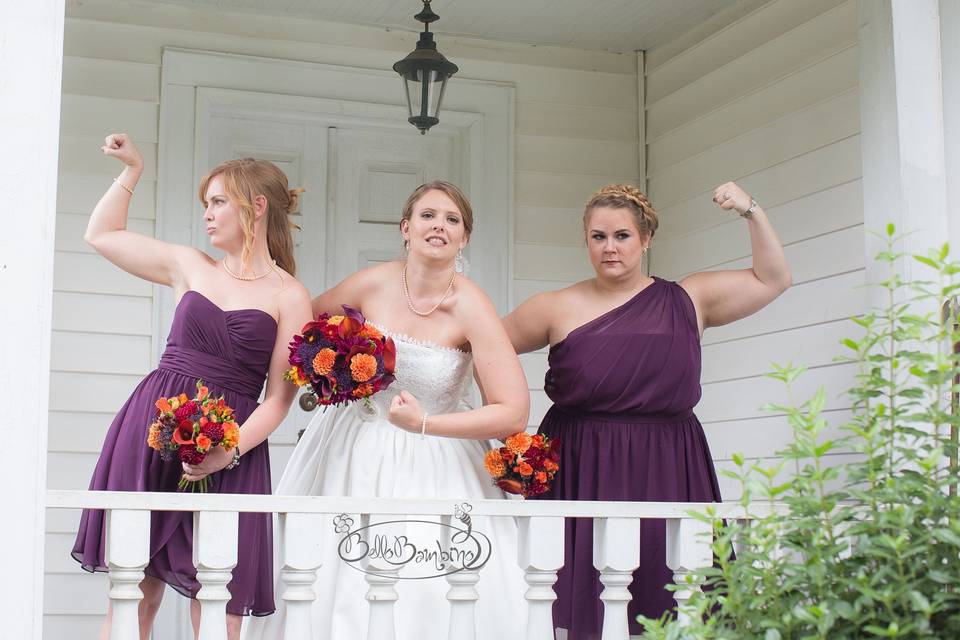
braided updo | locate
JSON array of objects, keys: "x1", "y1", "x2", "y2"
[{"x1": 584, "y1": 184, "x2": 659, "y2": 239}]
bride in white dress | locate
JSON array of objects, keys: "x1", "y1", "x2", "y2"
[{"x1": 244, "y1": 181, "x2": 530, "y2": 640}]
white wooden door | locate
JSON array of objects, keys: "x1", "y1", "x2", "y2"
[
  {"x1": 203, "y1": 115, "x2": 329, "y2": 297},
  {"x1": 325, "y1": 126, "x2": 461, "y2": 288}
]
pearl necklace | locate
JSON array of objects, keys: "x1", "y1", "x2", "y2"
[
  {"x1": 221, "y1": 257, "x2": 277, "y2": 281},
  {"x1": 402, "y1": 263, "x2": 456, "y2": 317}
]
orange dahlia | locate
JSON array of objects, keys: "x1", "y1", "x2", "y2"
[
  {"x1": 350, "y1": 353, "x2": 378, "y2": 382},
  {"x1": 484, "y1": 449, "x2": 506, "y2": 477},
  {"x1": 147, "y1": 425, "x2": 162, "y2": 449},
  {"x1": 312, "y1": 348, "x2": 337, "y2": 376},
  {"x1": 505, "y1": 432, "x2": 533, "y2": 455}
]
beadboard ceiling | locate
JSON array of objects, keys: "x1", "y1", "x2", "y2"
[{"x1": 134, "y1": 0, "x2": 740, "y2": 52}]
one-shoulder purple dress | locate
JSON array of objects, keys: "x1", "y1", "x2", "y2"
[
  {"x1": 72, "y1": 290, "x2": 277, "y2": 616},
  {"x1": 534, "y1": 277, "x2": 722, "y2": 638}
]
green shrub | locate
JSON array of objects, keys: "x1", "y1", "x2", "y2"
[{"x1": 640, "y1": 225, "x2": 960, "y2": 639}]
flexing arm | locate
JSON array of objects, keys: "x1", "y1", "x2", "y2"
[
  {"x1": 84, "y1": 133, "x2": 194, "y2": 288},
  {"x1": 681, "y1": 182, "x2": 792, "y2": 333},
  {"x1": 390, "y1": 284, "x2": 530, "y2": 440}
]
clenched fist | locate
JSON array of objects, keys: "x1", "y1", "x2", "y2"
[
  {"x1": 388, "y1": 389, "x2": 425, "y2": 433},
  {"x1": 101, "y1": 133, "x2": 144, "y2": 170},
  {"x1": 712, "y1": 181, "x2": 753, "y2": 216}
]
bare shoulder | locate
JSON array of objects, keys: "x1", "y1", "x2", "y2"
[
  {"x1": 277, "y1": 277, "x2": 311, "y2": 308},
  {"x1": 452, "y1": 273, "x2": 498, "y2": 316}
]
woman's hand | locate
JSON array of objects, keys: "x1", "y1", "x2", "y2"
[
  {"x1": 182, "y1": 445, "x2": 234, "y2": 482},
  {"x1": 388, "y1": 390, "x2": 424, "y2": 433},
  {"x1": 101, "y1": 133, "x2": 144, "y2": 170},
  {"x1": 712, "y1": 181, "x2": 753, "y2": 215}
]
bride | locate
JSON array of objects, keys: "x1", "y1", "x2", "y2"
[{"x1": 244, "y1": 181, "x2": 530, "y2": 639}]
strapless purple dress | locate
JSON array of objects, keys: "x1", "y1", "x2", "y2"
[
  {"x1": 72, "y1": 290, "x2": 277, "y2": 616},
  {"x1": 533, "y1": 277, "x2": 722, "y2": 638}
]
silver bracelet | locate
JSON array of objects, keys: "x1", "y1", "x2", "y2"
[
  {"x1": 740, "y1": 198, "x2": 758, "y2": 219},
  {"x1": 225, "y1": 446, "x2": 241, "y2": 470}
]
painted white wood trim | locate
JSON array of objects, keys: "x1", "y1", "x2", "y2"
[
  {"x1": 157, "y1": 48, "x2": 514, "y2": 333},
  {"x1": 0, "y1": 3, "x2": 65, "y2": 636},
  {"x1": 858, "y1": 0, "x2": 950, "y2": 308},
  {"x1": 46, "y1": 489, "x2": 789, "y2": 518}
]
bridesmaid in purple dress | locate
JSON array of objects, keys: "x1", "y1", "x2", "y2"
[
  {"x1": 504, "y1": 182, "x2": 792, "y2": 638},
  {"x1": 71, "y1": 133, "x2": 312, "y2": 640}
]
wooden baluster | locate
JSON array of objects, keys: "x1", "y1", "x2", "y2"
[
  {"x1": 665, "y1": 517, "x2": 712, "y2": 626},
  {"x1": 106, "y1": 509, "x2": 150, "y2": 640},
  {"x1": 280, "y1": 512, "x2": 325, "y2": 640},
  {"x1": 593, "y1": 517, "x2": 641, "y2": 640},
  {"x1": 518, "y1": 516, "x2": 564, "y2": 639},
  {"x1": 364, "y1": 514, "x2": 402, "y2": 640},
  {"x1": 193, "y1": 510, "x2": 238, "y2": 640}
]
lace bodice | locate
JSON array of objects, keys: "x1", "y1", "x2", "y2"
[{"x1": 359, "y1": 326, "x2": 474, "y2": 421}]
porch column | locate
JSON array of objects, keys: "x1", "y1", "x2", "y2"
[
  {"x1": 940, "y1": 0, "x2": 960, "y2": 253},
  {"x1": 0, "y1": 1, "x2": 65, "y2": 637},
  {"x1": 858, "y1": 0, "x2": 950, "y2": 302}
]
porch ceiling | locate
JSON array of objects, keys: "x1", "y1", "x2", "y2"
[{"x1": 133, "y1": 0, "x2": 739, "y2": 52}]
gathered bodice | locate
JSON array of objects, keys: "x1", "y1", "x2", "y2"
[
  {"x1": 361, "y1": 326, "x2": 474, "y2": 420},
  {"x1": 544, "y1": 278, "x2": 702, "y2": 419},
  {"x1": 158, "y1": 290, "x2": 277, "y2": 400}
]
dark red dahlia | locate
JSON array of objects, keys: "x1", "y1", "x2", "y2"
[
  {"x1": 178, "y1": 444, "x2": 205, "y2": 465},
  {"x1": 174, "y1": 401, "x2": 197, "y2": 421},
  {"x1": 201, "y1": 421, "x2": 224, "y2": 443}
]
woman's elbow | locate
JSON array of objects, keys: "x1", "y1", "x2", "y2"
[{"x1": 776, "y1": 269, "x2": 793, "y2": 295}]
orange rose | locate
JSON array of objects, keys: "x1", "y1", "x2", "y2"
[
  {"x1": 517, "y1": 462, "x2": 534, "y2": 477},
  {"x1": 195, "y1": 434, "x2": 212, "y2": 451},
  {"x1": 544, "y1": 460, "x2": 559, "y2": 472},
  {"x1": 535, "y1": 471, "x2": 547, "y2": 483},
  {"x1": 359, "y1": 325, "x2": 383, "y2": 341},
  {"x1": 505, "y1": 432, "x2": 533, "y2": 455},
  {"x1": 350, "y1": 353, "x2": 378, "y2": 382},
  {"x1": 352, "y1": 383, "x2": 374, "y2": 398}
]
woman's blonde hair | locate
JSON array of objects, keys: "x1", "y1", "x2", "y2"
[
  {"x1": 400, "y1": 180, "x2": 474, "y2": 238},
  {"x1": 584, "y1": 184, "x2": 659, "y2": 239},
  {"x1": 199, "y1": 158, "x2": 302, "y2": 276}
]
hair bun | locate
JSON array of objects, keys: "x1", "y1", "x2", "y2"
[{"x1": 287, "y1": 187, "x2": 305, "y2": 214}]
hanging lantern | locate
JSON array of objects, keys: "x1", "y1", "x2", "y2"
[{"x1": 393, "y1": 0, "x2": 459, "y2": 134}]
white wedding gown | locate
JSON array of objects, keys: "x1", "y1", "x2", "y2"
[{"x1": 244, "y1": 327, "x2": 526, "y2": 640}]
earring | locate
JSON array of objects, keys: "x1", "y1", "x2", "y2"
[
  {"x1": 404, "y1": 239, "x2": 410, "y2": 252},
  {"x1": 454, "y1": 248, "x2": 469, "y2": 275}
]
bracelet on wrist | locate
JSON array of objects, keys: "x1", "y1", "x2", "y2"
[
  {"x1": 225, "y1": 446, "x2": 241, "y2": 470},
  {"x1": 740, "y1": 198, "x2": 758, "y2": 219},
  {"x1": 420, "y1": 412, "x2": 429, "y2": 439}
]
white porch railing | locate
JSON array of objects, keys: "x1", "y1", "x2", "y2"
[{"x1": 46, "y1": 490, "x2": 786, "y2": 640}]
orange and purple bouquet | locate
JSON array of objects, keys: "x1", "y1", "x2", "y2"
[
  {"x1": 284, "y1": 305, "x2": 397, "y2": 409},
  {"x1": 484, "y1": 432, "x2": 561, "y2": 497},
  {"x1": 147, "y1": 379, "x2": 239, "y2": 492}
]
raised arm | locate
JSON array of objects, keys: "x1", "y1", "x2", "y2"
[
  {"x1": 503, "y1": 291, "x2": 555, "y2": 354},
  {"x1": 390, "y1": 283, "x2": 530, "y2": 440},
  {"x1": 84, "y1": 133, "x2": 195, "y2": 288},
  {"x1": 680, "y1": 181, "x2": 792, "y2": 333}
]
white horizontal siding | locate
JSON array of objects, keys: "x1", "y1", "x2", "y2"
[
  {"x1": 645, "y1": 0, "x2": 864, "y2": 492},
  {"x1": 49, "y1": 5, "x2": 639, "y2": 631}
]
